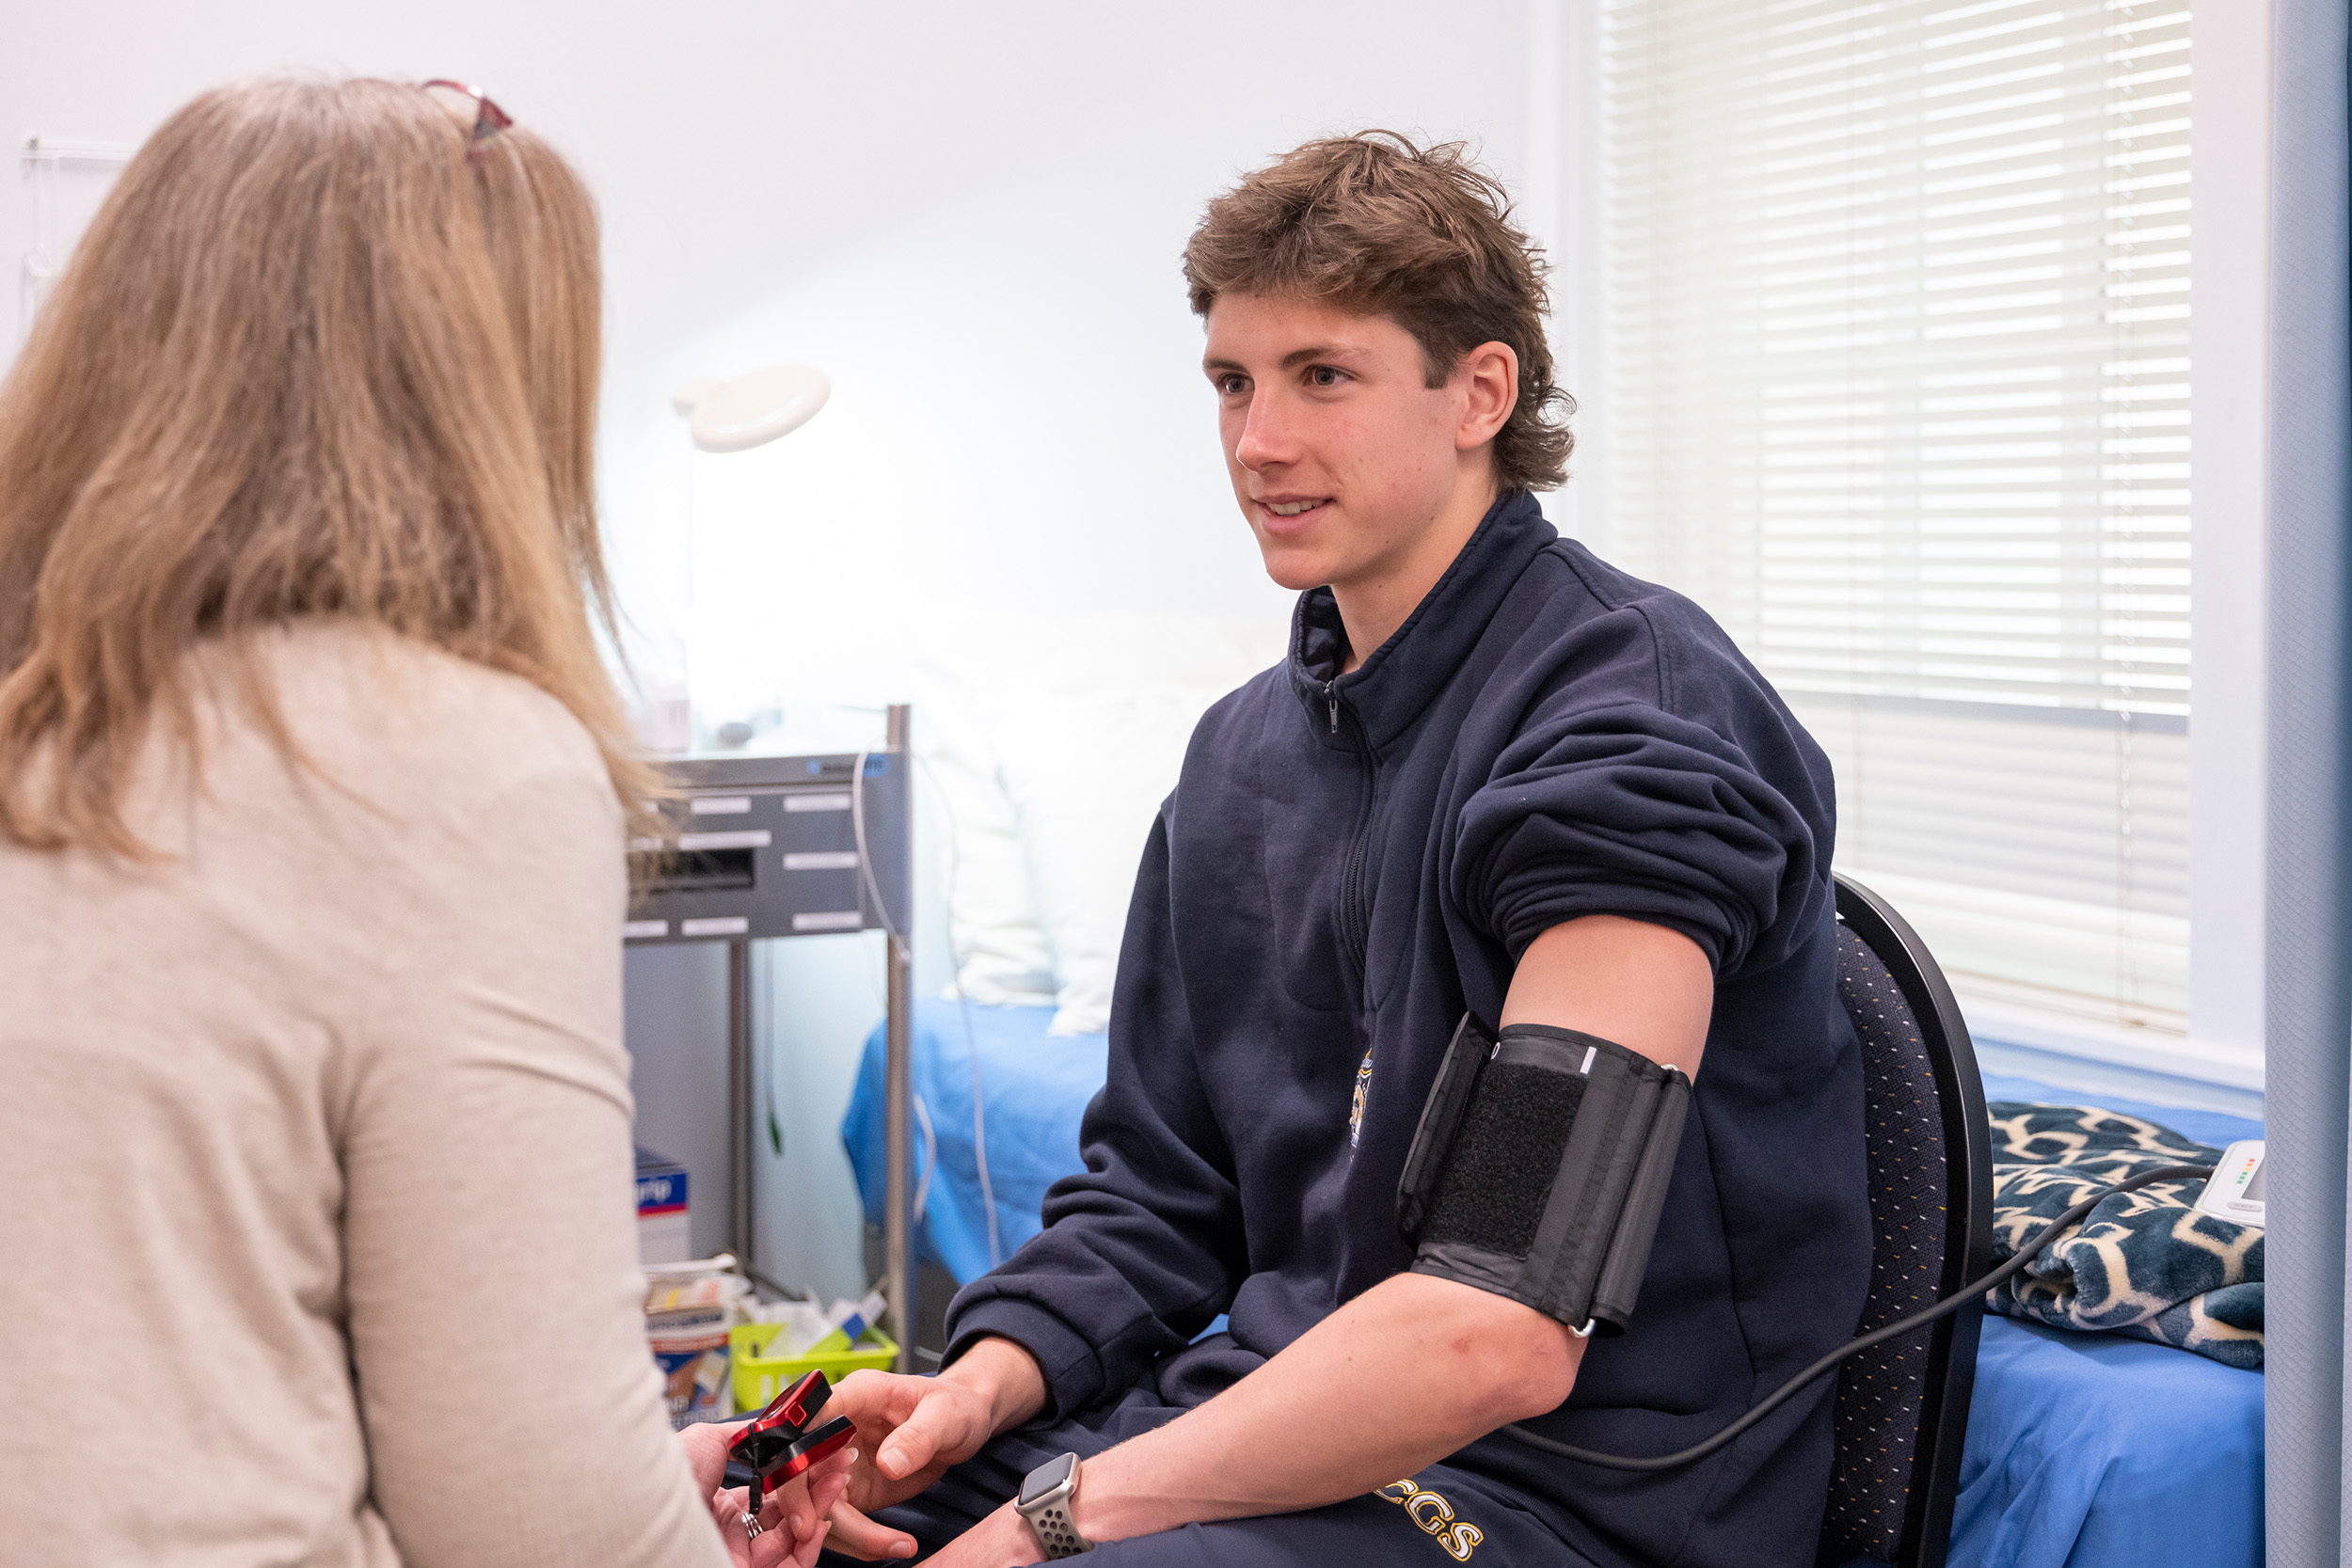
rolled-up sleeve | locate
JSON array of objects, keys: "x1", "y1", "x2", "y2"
[{"x1": 1450, "y1": 698, "x2": 1819, "y2": 977}]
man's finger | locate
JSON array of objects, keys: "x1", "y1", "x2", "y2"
[
  {"x1": 826, "y1": 1496, "x2": 919, "y2": 1560},
  {"x1": 878, "y1": 1388, "x2": 979, "y2": 1481},
  {"x1": 837, "y1": 1369, "x2": 930, "y2": 1424}
]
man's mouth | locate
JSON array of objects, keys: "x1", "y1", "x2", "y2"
[{"x1": 1258, "y1": 497, "x2": 1330, "y2": 520}]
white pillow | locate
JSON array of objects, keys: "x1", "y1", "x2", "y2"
[
  {"x1": 991, "y1": 683, "x2": 1242, "y2": 1036},
  {"x1": 914, "y1": 610, "x2": 1286, "y2": 1032},
  {"x1": 913, "y1": 686, "x2": 1057, "y2": 1008}
]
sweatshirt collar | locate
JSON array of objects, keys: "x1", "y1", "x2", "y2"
[{"x1": 1287, "y1": 489, "x2": 1558, "y2": 752}]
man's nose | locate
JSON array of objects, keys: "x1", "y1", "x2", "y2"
[{"x1": 1233, "y1": 391, "x2": 1295, "y2": 470}]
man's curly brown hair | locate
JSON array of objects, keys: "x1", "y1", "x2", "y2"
[{"x1": 1183, "y1": 131, "x2": 1573, "y2": 494}]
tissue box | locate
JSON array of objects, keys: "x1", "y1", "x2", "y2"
[{"x1": 635, "y1": 1148, "x2": 691, "y2": 1266}]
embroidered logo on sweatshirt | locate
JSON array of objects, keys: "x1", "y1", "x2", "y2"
[
  {"x1": 1349, "y1": 1050, "x2": 1374, "y2": 1148},
  {"x1": 1375, "y1": 1479, "x2": 1484, "y2": 1560}
]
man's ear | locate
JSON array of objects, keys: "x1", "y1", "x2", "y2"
[{"x1": 1454, "y1": 341, "x2": 1520, "y2": 453}]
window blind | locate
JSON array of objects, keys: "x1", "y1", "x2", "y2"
[{"x1": 1597, "y1": 0, "x2": 2191, "y2": 1030}]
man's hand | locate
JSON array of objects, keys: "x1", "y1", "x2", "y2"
[
  {"x1": 821, "y1": 1337, "x2": 1048, "y2": 1560},
  {"x1": 676, "y1": 1419, "x2": 855, "y2": 1567},
  {"x1": 921, "y1": 1502, "x2": 1041, "y2": 1568}
]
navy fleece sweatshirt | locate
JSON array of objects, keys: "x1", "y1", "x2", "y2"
[{"x1": 946, "y1": 492, "x2": 1871, "y2": 1568}]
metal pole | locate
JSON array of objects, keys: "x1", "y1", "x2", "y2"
[
  {"x1": 2266, "y1": 3, "x2": 2352, "y2": 1549},
  {"x1": 727, "y1": 936, "x2": 755, "y2": 1272},
  {"x1": 882, "y1": 704, "x2": 916, "y2": 1371}
]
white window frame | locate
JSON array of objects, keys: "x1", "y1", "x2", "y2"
[{"x1": 1526, "y1": 0, "x2": 2268, "y2": 1111}]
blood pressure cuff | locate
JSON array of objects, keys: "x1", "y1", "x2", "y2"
[{"x1": 1397, "y1": 1016, "x2": 1692, "y2": 1337}]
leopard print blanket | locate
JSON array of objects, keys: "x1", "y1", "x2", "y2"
[{"x1": 1986, "y1": 1101, "x2": 2264, "y2": 1370}]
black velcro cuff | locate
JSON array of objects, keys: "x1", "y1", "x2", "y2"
[{"x1": 1397, "y1": 1018, "x2": 1692, "y2": 1337}]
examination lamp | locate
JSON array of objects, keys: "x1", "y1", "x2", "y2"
[
  {"x1": 651, "y1": 363, "x2": 832, "y2": 751},
  {"x1": 672, "y1": 363, "x2": 831, "y2": 452}
]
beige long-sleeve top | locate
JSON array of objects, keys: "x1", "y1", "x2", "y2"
[{"x1": 0, "y1": 624, "x2": 726, "y2": 1568}]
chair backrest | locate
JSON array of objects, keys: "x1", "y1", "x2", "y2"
[{"x1": 1817, "y1": 874, "x2": 1994, "y2": 1568}]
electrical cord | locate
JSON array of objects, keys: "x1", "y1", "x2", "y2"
[
  {"x1": 851, "y1": 747, "x2": 930, "y2": 1227},
  {"x1": 911, "y1": 1092, "x2": 936, "y2": 1224},
  {"x1": 1498, "y1": 1162, "x2": 2217, "y2": 1472},
  {"x1": 853, "y1": 744, "x2": 1000, "y2": 1257},
  {"x1": 905, "y1": 749, "x2": 1007, "y2": 1269},
  {"x1": 849, "y1": 748, "x2": 908, "y2": 968},
  {"x1": 957, "y1": 991, "x2": 1005, "y2": 1269}
]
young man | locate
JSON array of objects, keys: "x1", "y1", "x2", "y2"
[{"x1": 818, "y1": 134, "x2": 1869, "y2": 1568}]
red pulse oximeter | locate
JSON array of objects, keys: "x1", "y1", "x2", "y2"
[{"x1": 723, "y1": 1370, "x2": 857, "y2": 1514}]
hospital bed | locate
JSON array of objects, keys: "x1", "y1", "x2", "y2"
[{"x1": 842, "y1": 1004, "x2": 2264, "y2": 1568}]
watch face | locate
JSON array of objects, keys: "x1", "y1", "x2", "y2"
[{"x1": 1020, "y1": 1451, "x2": 1078, "y2": 1507}]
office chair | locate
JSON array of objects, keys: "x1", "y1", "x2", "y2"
[{"x1": 1816, "y1": 873, "x2": 1994, "y2": 1568}]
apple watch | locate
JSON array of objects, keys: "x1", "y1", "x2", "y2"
[{"x1": 1015, "y1": 1450, "x2": 1092, "y2": 1559}]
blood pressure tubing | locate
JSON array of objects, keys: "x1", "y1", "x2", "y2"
[{"x1": 1497, "y1": 1162, "x2": 2217, "y2": 1472}]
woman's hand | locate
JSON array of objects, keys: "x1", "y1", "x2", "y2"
[
  {"x1": 678, "y1": 1419, "x2": 855, "y2": 1567},
  {"x1": 707, "y1": 1449, "x2": 854, "y2": 1568},
  {"x1": 677, "y1": 1419, "x2": 751, "y2": 1497}
]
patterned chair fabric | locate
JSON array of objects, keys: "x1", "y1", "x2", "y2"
[{"x1": 1820, "y1": 926, "x2": 1952, "y2": 1565}]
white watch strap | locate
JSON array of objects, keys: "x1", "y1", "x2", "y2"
[{"x1": 1027, "y1": 1497, "x2": 1090, "y2": 1559}]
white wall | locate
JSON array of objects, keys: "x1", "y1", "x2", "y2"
[
  {"x1": 7, "y1": 0, "x2": 1543, "y2": 1302},
  {"x1": 5, "y1": 0, "x2": 1538, "y2": 689}
]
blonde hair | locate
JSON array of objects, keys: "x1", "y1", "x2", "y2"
[{"x1": 0, "y1": 75, "x2": 653, "y2": 853}]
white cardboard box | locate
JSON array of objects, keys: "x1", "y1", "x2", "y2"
[{"x1": 635, "y1": 1148, "x2": 691, "y2": 1266}]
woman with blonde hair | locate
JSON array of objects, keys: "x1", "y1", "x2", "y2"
[{"x1": 0, "y1": 77, "x2": 845, "y2": 1566}]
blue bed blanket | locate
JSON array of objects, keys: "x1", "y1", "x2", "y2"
[
  {"x1": 1954, "y1": 1074, "x2": 2265, "y2": 1568},
  {"x1": 841, "y1": 1022, "x2": 2265, "y2": 1568},
  {"x1": 1947, "y1": 1316, "x2": 2264, "y2": 1568},
  {"x1": 842, "y1": 999, "x2": 1105, "y2": 1284}
]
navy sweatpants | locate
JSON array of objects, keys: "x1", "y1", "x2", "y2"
[{"x1": 820, "y1": 1387, "x2": 1589, "y2": 1567}]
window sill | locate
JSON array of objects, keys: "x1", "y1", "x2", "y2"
[{"x1": 1959, "y1": 996, "x2": 2265, "y2": 1120}]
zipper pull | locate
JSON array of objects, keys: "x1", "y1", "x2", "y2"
[{"x1": 1324, "y1": 680, "x2": 1340, "y2": 734}]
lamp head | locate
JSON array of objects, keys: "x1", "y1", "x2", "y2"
[{"x1": 673, "y1": 364, "x2": 830, "y2": 452}]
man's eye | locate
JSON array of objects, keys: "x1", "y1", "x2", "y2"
[
  {"x1": 1215, "y1": 374, "x2": 1248, "y2": 396},
  {"x1": 1309, "y1": 366, "x2": 1345, "y2": 388}
]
